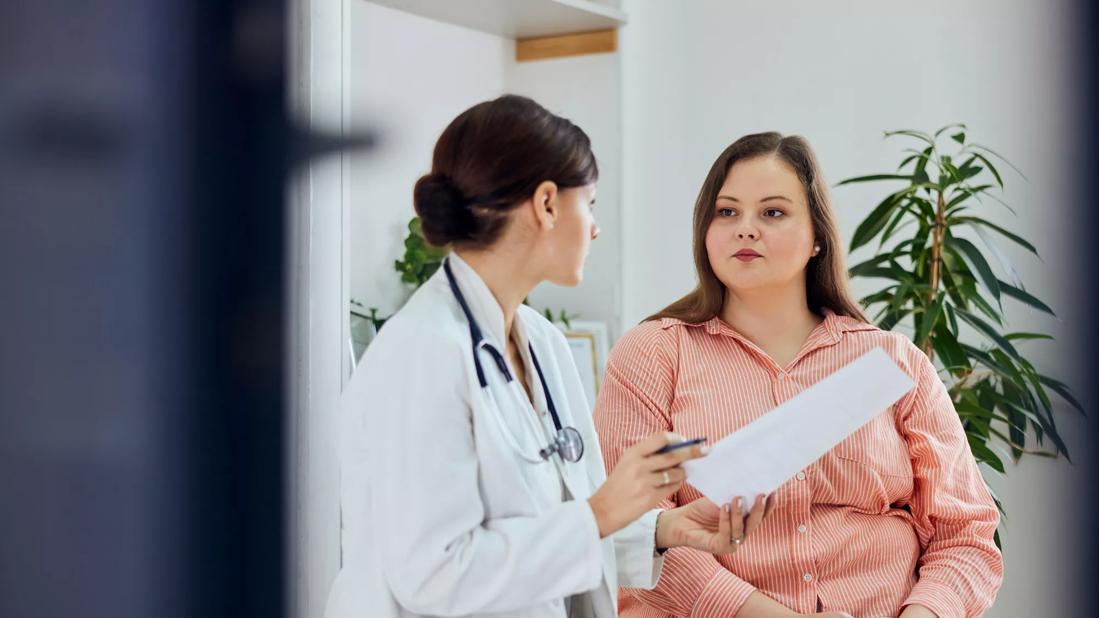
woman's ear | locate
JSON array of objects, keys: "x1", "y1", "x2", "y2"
[{"x1": 531, "y1": 180, "x2": 559, "y2": 231}]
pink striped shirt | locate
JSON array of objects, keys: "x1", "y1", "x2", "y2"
[{"x1": 593, "y1": 311, "x2": 1003, "y2": 618}]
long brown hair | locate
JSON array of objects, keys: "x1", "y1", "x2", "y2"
[{"x1": 648, "y1": 132, "x2": 867, "y2": 324}]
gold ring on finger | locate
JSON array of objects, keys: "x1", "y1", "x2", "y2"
[{"x1": 661, "y1": 471, "x2": 671, "y2": 485}]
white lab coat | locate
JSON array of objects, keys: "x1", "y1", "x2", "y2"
[{"x1": 324, "y1": 253, "x2": 664, "y2": 618}]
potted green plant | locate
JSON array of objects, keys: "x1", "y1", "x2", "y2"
[
  {"x1": 394, "y1": 216, "x2": 447, "y2": 287},
  {"x1": 838, "y1": 126, "x2": 1083, "y2": 544}
]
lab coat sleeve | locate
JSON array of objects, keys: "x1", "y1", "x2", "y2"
[
  {"x1": 370, "y1": 325, "x2": 605, "y2": 616},
  {"x1": 543, "y1": 323, "x2": 666, "y2": 590},
  {"x1": 613, "y1": 509, "x2": 665, "y2": 589}
]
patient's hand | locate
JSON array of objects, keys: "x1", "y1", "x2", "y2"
[{"x1": 656, "y1": 493, "x2": 775, "y2": 554}]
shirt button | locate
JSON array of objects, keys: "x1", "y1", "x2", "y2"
[
  {"x1": 796, "y1": 471, "x2": 806, "y2": 481},
  {"x1": 803, "y1": 573, "x2": 813, "y2": 582},
  {"x1": 797, "y1": 524, "x2": 807, "y2": 534},
  {"x1": 777, "y1": 373, "x2": 786, "y2": 381}
]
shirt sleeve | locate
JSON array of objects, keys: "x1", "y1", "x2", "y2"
[
  {"x1": 896, "y1": 341, "x2": 1005, "y2": 618},
  {"x1": 593, "y1": 322, "x2": 757, "y2": 617},
  {"x1": 369, "y1": 324, "x2": 605, "y2": 615}
]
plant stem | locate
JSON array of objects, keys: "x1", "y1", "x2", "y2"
[{"x1": 925, "y1": 188, "x2": 947, "y2": 358}]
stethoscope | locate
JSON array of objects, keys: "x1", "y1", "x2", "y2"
[{"x1": 443, "y1": 258, "x2": 584, "y2": 464}]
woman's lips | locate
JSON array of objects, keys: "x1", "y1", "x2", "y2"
[{"x1": 734, "y1": 250, "x2": 762, "y2": 262}]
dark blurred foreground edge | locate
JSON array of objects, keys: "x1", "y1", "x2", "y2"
[{"x1": 1, "y1": 1, "x2": 288, "y2": 616}]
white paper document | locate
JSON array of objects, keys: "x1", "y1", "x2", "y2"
[{"x1": 683, "y1": 347, "x2": 916, "y2": 505}]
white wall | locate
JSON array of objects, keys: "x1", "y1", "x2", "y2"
[
  {"x1": 509, "y1": 52, "x2": 625, "y2": 339},
  {"x1": 348, "y1": 4, "x2": 626, "y2": 336},
  {"x1": 620, "y1": 0, "x2": 1089, "y2": 615},
  {"x1": 347, "y1": 1, "x2": 511, "y2": 320}
]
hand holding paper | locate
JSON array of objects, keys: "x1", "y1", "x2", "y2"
[{"x1": 683, "y1": 347, "x2": 916, "y2": 505}]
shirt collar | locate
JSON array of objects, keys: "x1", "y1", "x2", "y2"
[
  {"x1": 443, "y1": 252, "x2": 510, "y2": 348},
  {"x1": 683, "y1": 308, "x2": 876, "y2": 357}
]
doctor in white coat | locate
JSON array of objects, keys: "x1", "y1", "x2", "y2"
[{"x1": 325, "y1": 95, "x2": 773, "y2": 618}]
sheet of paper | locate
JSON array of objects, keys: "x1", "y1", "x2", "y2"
[{"x1": 683, "y1": 347, "x2": 916, "y2": 506}]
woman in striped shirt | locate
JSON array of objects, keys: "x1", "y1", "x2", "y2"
[{"x1": 593, "y1": 133, "x2": 1003, "y2": 618}]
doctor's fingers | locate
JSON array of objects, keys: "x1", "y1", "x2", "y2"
[
  {"x1": 644, "y1": 445, "x2": 705, "y2": 471},
  {"x1": 650, "y1": 467, "x2": 687, "y2": 488},
  {"x1": 625, "y1": 432, "x2": 684, "y2": 458}
]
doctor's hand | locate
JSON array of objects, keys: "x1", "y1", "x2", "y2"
[
  {"x1": 587, "y1": 433, "x2": 704, "y2": 539},
  {"x1": 655, "y1": 493, "x2": 775, "y2": 554}
]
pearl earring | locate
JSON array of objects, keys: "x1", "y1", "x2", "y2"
[{"x1": 813, "y1": 244, "x2": 821, "y2": 256}]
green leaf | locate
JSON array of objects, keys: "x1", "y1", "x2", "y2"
[
  {"x1": 970, "y1": 152, "x2": 1004, "y2": 188},
  {"x1": 969, "y1": 226, "x2": 1023, "y2": 289},
  {"x1": 885, "y1": 129, "x2": 937, "y2": 147},
  {"x1": 968, "y1": 434, "x2": 1006, "y2": 473},
  {"x1": 955, "y1": 308, "x2": 1020, "y2": 360},
  {"x1": 849, "y1": 188, "x2": 918, "y2": 250},
  {"x1": 970, "y1": 143, "x2": 1028, "y2": 182},
  {"x1": 1037, "y1": 375, "x2": 1085, "y2": 415},
  {"x1": 934, "y1": 123, "x2": 968, "y2": 138},
  {"x1": 930, "y1": 318, "x2": 970, "y2": 373},
  {"x1": 913, "y1": 145, "x2": 934, "y2": 182},
  {"x1": 1004, "y1": 332, "x2": 1054, "y2": 341},
  {"x1": 998, "y1": 280, "x2": 1057, "y2": 316},
  {"x1": 878, "y1": 208, "x2": 912, "y2": 248},
  {"x1": 955, "y1": 154, "x2": 982, "y2": 178},
  {"x1": 948, "y1": 237, "x2": 1001, "y2": 304},
  {"x1": 916, "y1": 293, "x2": 945, "y2": 346},
  {"x1": 952, "y1": 216, "x2": 1039, "y2": 256},
  {"x1": 951, "y1": 131, "x2": 967, "y2": 145},
  {"x1": 969, "y1": 290, "x2": 1003, "y2": 325}
]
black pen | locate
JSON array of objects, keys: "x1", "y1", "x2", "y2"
[{"x1": 655, "y1": 437, "x2": 707, "y2": 454}]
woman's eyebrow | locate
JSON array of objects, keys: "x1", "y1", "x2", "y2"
[
  {"x1": 761, "y1": 195, "x2": 793, "y2": 203},
  {"x1": 716, "y1": 194, "x2": 793, "y2": 203}
]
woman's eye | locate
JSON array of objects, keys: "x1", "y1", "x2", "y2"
[
  {"x1": 718, "y1": 207, "x2": 735, "y2": 217},
  {"x1": 764, "y1": 208, "x2": 785, "y2": 218}
]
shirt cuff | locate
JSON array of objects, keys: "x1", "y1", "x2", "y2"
[
  {"x1": 689, "y1": 567, "x2": 756, "y2": 618},
  {"x1": 904, "y1": 579, "x2": 966, "y2": 618},
  {"x1": 612, "y1": 509, "x2": 665, "y2": 589}
]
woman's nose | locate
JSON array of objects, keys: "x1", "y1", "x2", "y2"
[{"x1": 736, "y1": 229, "x2": 757, "y2": 240}]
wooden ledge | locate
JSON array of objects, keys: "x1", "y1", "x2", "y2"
[{"x1": 516, "y1": 29, "x2": 617, "y2": 62}]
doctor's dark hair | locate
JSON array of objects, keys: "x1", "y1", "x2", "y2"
[
  {"x1": 648, "y1": 132, "x2": 867, "y2": 324},
  {"x1": 413, "y1": 94, "x2": 598, "y2": 248}
]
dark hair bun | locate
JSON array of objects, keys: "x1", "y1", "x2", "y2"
[{"x1": 413, "y1": 173, "x2": 474, "y2": 246}]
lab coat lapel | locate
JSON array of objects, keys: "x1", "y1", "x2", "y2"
[
  {"x1": 444, "y1": 253, "x2": 508, "y2": 349},
  {"x1": 516, "y1": 317, "x2": 592, "y2": 504}
]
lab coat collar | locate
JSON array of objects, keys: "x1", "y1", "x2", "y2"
[{"x1": 445, "y1": 252, "x2": 510, "y2": 349}]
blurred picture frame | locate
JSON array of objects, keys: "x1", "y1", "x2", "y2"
[{"x1": 561, "y1": 320, "x2": 609, "y2": 409}]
